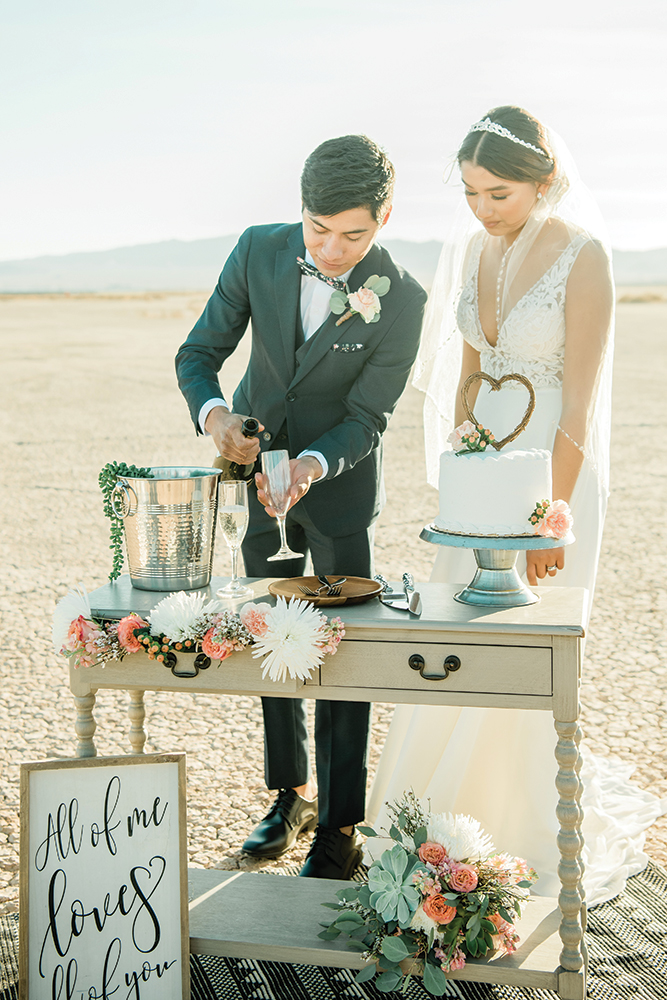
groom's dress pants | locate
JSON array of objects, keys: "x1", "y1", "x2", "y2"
[{"x1": 242, "y1": 480, "x2": 373, "y2": 829}]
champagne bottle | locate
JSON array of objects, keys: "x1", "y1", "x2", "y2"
[{"x1": 213, "y1": 417, "x2": 260, "y2": 482}]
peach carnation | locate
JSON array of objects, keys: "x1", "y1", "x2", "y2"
[
  {"x1": 240, "y1": 602, "x2": 272, "y2": 637},
  {"x1": 116, "y1": 614, "x2": 147, "y2": 653},
  {"x1": 201, "y1": 629, "x2": 233, "y2": 660}
]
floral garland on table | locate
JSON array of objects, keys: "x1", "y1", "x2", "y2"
[
  {"x1": 53, "y1": 589, "x2": 345, "y2": 682},
  {"x1": 322, "y1": 791, "x2": 538, "y2": 995}
]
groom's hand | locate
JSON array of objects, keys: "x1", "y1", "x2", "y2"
[
  {"x1": 205, "y1": 407, "x2": 263, "y2": 464},
  {"x1": 255, "y1": 456, "x2": 323, "y2": 517}
]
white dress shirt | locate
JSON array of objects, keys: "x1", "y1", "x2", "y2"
[{"x1": 199, "y1": 251, "x2": 353, "y2": 482}]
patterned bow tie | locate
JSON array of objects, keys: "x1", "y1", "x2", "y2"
[{"x1": 296, "y1": 256, "x2": 348, "y2": 292}]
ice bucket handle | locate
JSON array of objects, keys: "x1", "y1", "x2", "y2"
[{"x1": 111, "y1": 480, "x2": 138, "y2": 518}]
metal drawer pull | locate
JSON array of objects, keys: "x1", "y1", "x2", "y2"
[{"x1": 408, "y1": 653, "x2": 462, "y2": 682}]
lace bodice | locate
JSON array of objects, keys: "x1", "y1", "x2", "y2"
[{"x1": 456, "y1": 232, "x2": 589, "y2": 387}]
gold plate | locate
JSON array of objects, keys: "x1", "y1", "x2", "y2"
[{"x1": 268, "y1": 576, "x2": 383, "y2": 607}]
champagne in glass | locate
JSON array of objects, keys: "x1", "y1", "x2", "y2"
[
  {"x1": 261, "y1": 450, "x2": 304, "y2": 561},
  {"x1": 216, "y1": 480, "x2": 253, "y2": 598}
]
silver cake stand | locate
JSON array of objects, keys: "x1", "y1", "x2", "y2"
[{"x1": 420, "y1": 524, "x2": 575, "y2": 608}]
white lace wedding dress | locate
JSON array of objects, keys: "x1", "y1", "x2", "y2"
[{"x1": 368, "y1": 231, "x2": 663, "y2": 906}]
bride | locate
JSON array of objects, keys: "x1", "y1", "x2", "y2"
[{"x1": 369, "y1": 106, "x2": 663, "y2": 905}]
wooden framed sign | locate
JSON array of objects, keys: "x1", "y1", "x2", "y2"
[{"x1": 19, "y1": 753, "x2": 189, "y2": 1000}]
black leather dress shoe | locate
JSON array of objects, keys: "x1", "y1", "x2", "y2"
[
  {"x1": 298, "y1": 825, "x2": 363, "y2": 879},
  {"x1": 242, "y1": 789, "x2": 318, "y2": 859}
]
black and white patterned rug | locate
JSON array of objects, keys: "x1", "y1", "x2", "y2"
[{"x1": 3, "y1": 863, "x2": 667, "y2": 999}]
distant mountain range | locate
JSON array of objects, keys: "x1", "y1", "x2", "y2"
[{"x1": 0, "y1": 236, "x2": 665, "y2": 293}]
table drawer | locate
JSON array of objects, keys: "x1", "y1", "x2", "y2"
[{"x1": 321, "y1": 640, "x2": 552, "y2": 696}]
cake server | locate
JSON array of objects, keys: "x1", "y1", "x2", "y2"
[{"x1": 380, "y1": 591, "x2": 422, "y2": 616}]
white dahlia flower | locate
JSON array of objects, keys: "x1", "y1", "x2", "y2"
[
  {"x1": 251, "y1": 596, "x2": 325, "y2": 683},
  {"x1": 149, "y1": 591, "x2": 222, "y2": 642},
  {"x1": 426, "y1": 812, "x2": 495, "y2": 862},
  {"x1": 52, "y1": 586, "x2": 92, "y2": 652}
]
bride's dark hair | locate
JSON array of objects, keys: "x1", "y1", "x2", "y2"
[{"x1": 458, "y1": 106, "x2": 555, "y2": 184}]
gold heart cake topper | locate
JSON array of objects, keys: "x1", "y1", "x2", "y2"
[{"x1": 461, "y1": 372, "x2": 536, "y2": 451}]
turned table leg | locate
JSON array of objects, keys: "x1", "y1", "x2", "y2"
[
  {"x1": 128, "y1": 689, "x2": 146, "y2": 754},
  {"x1": 555, "y1": 718, "x2": 586, "y2": 1000},
  {"x1": 74, "y1": 691, "x2": 97, "y2": 758}
]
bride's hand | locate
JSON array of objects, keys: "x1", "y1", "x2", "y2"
[{"x1": 526, "y1": 548, "x2": 564, "y2": 586}]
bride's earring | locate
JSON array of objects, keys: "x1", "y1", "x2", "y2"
[{"x1": 537, "y1": 192, "x2": 543, "y2": 200}]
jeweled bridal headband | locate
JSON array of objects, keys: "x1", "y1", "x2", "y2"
[{"x1": 467, "y1": 117, "x2": 549, "y2": 158}]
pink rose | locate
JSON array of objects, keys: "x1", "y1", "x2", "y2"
[
  {"x1": 535, "y1": 499, "x2": 573, "y2": 539},
  {"x1": 240, "y1": 602, "x2": 272, "y2": 637},
  {"x1": 201, "y1": 629, "x2": 233, "y2": 660},
  {"x1": 418, "y1": 841, "x2": 447, "y2": 867},
  {"x1": 65, "y1": 615, "x2": 99, "y2": 647},
  {"x1": 447, "y1": 420, "x2": 476, "y2": 450},
  {"x1": 348, "y1": 285, "x2": 381, "y2": 323},
  {"x1": 422, "y1": 894, "x2": 457, "y2": 925},
  {"x1": 448, "y1": 863, "x2": 478, "y2": 892},
  {"x1": 116, "y1": 614, "x2": 147, "y2": 653}
]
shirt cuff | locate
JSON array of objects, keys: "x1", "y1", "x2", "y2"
[
  {"x1": 198, "y1": 398, "x2": 229, "y2": 435},
  {"x1": 297, "y1": 450, "x2": 328, "y2": 482}
]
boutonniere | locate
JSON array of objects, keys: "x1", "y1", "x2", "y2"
[{"x1": 330, "y1": 274, "x2": 391, "y2": 327}]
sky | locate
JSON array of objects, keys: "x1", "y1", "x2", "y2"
[{"x1": 3, "y1": 0, "x2": 666, "y2": 260}]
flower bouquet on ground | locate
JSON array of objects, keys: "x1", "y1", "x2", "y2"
[
  {"x1": 53, "y1": 588, "x2": 344, "y2": 681},
  {"x1": 320, "y1": 791, "x2": 538, "y2": 996}
]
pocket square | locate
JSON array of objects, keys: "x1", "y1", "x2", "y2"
[{"x1": 331, "y1": 342, "x2": 365, "y2": 353}]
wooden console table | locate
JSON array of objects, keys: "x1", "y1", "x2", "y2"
[{"x1": 69, "y1": 576, "x2": 589, "y2": 1000}]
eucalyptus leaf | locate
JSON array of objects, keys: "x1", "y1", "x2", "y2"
[
  {"x1": 362, "y1": 274, "x2": 382, "y2": 289},
  {"x1": 381, "y1": 935, "x2": 410, "y2": 962},
  {"x1": 413, "y1": 826, "x2": 428, "y2": 848},
  {"x1": 336, "y1": 917, "x2": 365, "y2": 934},
  {"x1": 372, "y1": 275, "x2": 391, "y2": 296},
  {"x1": 376, "y1": 971, "x2": 403, "y2": 992},
  {"x1": 317, "y1": 928, "x2": 341, "y2": 940},
  {"x1": 320, "y1": 902, "x2": 343, "y2": 910},
  {"x1": 357, "y1": 824, "x2": 378, "y2": 837},
  {"x1": 354, "y1": 965, "x2": 377, "y2": 984},
  {"x1": 329, "y1": 292, "x2": 348, "y2": 314},
  {"x1": 346, "y1": 939, "x2": 370, "y2": 952},
  {"x1": 423, "y1": 961, "x2": 450, "y2": 996},
  {"x1": 337, "y1": 886, "x2": 360, "y2": 902},
  {"x1": 389, "y1": 824, "x2": 403, "y2": 841},
  {"x1": 370, "y1": 312, "x2": 381, "y2": 323}
]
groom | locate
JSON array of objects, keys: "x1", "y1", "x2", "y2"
[{"x1": 175, "y1": 134, "x2": 426, "y2": 879}]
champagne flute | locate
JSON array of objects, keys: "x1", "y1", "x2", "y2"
[
  {"x1": 261, "y1": 450, "x2": 305, "y2": 561},
  {"x1": 216, "y1": 480, "x2": 253, "y2": 598}
]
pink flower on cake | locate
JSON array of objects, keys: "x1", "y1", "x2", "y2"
[
  {"x1": 448, "y1": 420, "x2": 476, "y2": 449},
  {"x1": 535, "y1": 499, "x2": 573, "y2": 539},
  {"x1": 448, "y1": 863, "x2": 479, "y2": 892},
  {"x1": 347, "y1": 286, "x2": 381, "y2": 323},
  {"x1": 239, "y1": 602, "x2": 272, "y2": 637},
  {"x1": 201, "y1": 629, "x2": 233, "y2": 660},
  {"x1": 116, "y1": 614, "x2": 147, "y2": 653}
]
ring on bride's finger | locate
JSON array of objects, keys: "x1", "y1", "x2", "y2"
[{"x1": 546, "y1": 565, "x2": 557, "y2": 571}]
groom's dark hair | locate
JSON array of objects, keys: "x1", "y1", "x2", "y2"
[{"x1": 301, "y1": 135, "x2": 395, "y2": 222}]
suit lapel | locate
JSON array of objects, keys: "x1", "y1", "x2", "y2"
[
  {"x1": 288, "y1": 242, "x2": 384, "y2": 388},
  {"x1": 274, "y1": 227, "x2": 306, "y2": 380}
]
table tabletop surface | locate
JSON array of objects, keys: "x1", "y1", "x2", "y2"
[{"x1": 88, "y1": 576, "x2": 588, "y2": 638}]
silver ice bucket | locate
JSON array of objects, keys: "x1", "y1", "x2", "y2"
[{"x1": 111, "y1": 467, "x2": 221, "y2": 591}]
